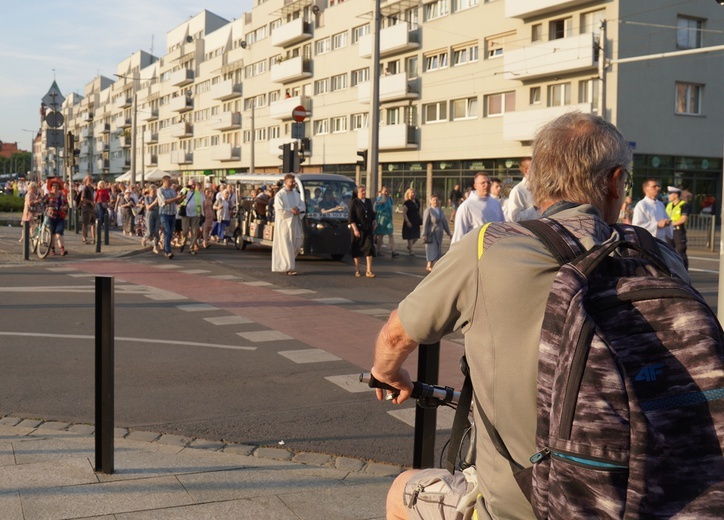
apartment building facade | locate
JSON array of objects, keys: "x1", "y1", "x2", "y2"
[{"x1": 56, "y1": 0, "x2": 722, "y2": 207}]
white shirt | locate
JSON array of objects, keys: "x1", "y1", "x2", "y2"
[
  {"x1": 451, "y1": 192, "x2": 504, "y2": 243},
  {"x1": 504, "y1": 177, "x2": 538, "y2": 222},
  {"x1": 632, "y1": 196, "x2": 672, "y2": 241}
]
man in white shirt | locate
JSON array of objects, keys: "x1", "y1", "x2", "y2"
[
  {"x1": 272, "y1": 174, "x2": 305, "y2": 275},
  {"x1": 451, "y1": 172, "x2": 504, "y2": 243},
  {"x1": 179, "y1": 178, "x2": 205, "y2": 254},
  {"x1": 632, "y1": 178, "x2": 672, "y2": 241},
  {"x1": 504, "y1": 157, "x2": 538, "y2": 222}
]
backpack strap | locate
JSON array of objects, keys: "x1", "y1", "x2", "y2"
[{"x1": 518, "y1": 218, "x2": 585, "y2": 265}]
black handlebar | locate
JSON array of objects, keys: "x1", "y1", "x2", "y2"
[{"x1": 359, "y1": 373, "x2": 460, "y2": 405}]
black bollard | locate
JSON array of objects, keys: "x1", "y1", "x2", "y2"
[
  {"x1": 23, "y1": 221, "x2": 30, "y2": 261},
  {"x1": 75, "y1": 208, "x2": 80, "y2": 233},
  {"x1": 95, "y1": 276, "x2": 114, "y2": 474},
  {"x1": 95, "y1": 219, "x2": 102, "y2": 253},
  {"x1": 413, "y1": 342, "x2": 440, "y2": 469},
  {"x1": 104, "y1": 213, "x2": 110, "y2": 246}
]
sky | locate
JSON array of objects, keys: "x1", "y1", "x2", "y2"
[{"x1": 0, "y1": 1, "x2": 253, "y2": 151}]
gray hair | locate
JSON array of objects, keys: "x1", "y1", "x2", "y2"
[{"x1": 528, "y1": 112, "x2": 632, "y2": 210}]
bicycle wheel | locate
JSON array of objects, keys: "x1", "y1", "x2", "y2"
[
  {"x1": 37, "y1": 225, "x2": 52, "y2": 259},
  {"x1": 30, "y1": 229, "x2": 39, "y2": 253}
]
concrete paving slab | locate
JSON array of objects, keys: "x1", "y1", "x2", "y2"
[
  {"x1": 353, "y1": 307, "x2": 392, "y2": 317},
  {"x1": 335, "y1": 457, "x2": 365, "y2": 472},
  {"x1": 364, "y1": 462, "x2": 404, "y2": 477},
  {"x1": 179, "y1": 269, "x2": 211, "y2": 275},
  {"x1": 203, "y1": 315, "x2": 254, "y2": 325},
  {"x1": 36, "y1": 421, "x2": 70, "y2": 431},
  {"x1": 0, "y1": 458, "x2": 97, "y2": 493},
  {"x1": 311, "y1": 297, "x2": 354, "y2": 304},
  {"x1": 255, "y1": 447, "x2": 294, "y2": 461},
  {"x1": 387, "y1": 406, "x2": 455, "y2": 430},
  {"x1": 325, "y1": 373, "x2": 376, "y2": 393},
  {"x1": 21, "y1": 475, "x2": 193, "y2": 519},
  {"x1": 115, "y1": 495, "x2": 295, "y2": 519},
  {"x1": 278, "y1": 480, "x2": 389, "y2": 520},
  {"x1": 17, "y1": 419, "x2": 42, "y2": 429},
  {"x1": 236, "y1": 330, "x2": 294, "y2": 342},
  {"x1": 68, "y1": 424, "x2": 95, "y2": 435},
  {"x1": 0, "y1": 441, "x2": 15, "y2": 467},
  {"x1": 222, "y1": 444, "x2": 256, "y2": 457},
  {"x1": 189, "y1": 439, "x2": 225, "y2": 451},
  {"x1": 0, "y1": 492, "x2": 23, "y2": 520},
  {"x1": 153, "y1": 264, "x2": 182, "y2": 269},
  {"x1": 125, "y1": 430, "x2": 161, "y2": 443},
  {"x1": 0, "y1": 425, "x2": 36, "y2": 438},
  {"x1": 157, "y1": 434, "x2": 191, "y2": 448},
  {"x1": 243, "y1": 281, "x2": 274, "y2": 287},
  {"x1": 293, "y1": 452, "x2": 332, "y2": 466},
  {"x1": 143, "y1": 291, "x2": 188, "y2": 301},
  {"x1": 274, "y1": 288, "x2": 316, "y2": 295},
  {"x1": 115, "y1": 427, "x2": 129, "y2": 438},
  {"x1": 0, "y1": 417, "x2": 22, "y2": 426},
  {"x1": 11, "y1": 436, "x2": 94, "y2": 467},
  {"x1": 278, "y1": 348, "x2": 342, "y2": 364}
]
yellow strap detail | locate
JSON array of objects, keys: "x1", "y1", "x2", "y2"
[{"x1": 477, "y1": 223, "x2": 492, "y2": 260}]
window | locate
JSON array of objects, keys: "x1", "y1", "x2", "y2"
[
  {"x1": 451, "y1": 97, "x2": 478, "y2": 120},
  {"x1": 675, "y1": 82, "x2": 702, "y2": 115},
  {"x1": 352, "y1": 24, "x2": 370, "y2": 44},
  {"x1": 423, "y1": 0, "x2": 449, "y2": 22},
  {"x1": 547, "y1": 83, "x2": 571, "y2": 107},
  {"x1": 485, "y1": 91, "x2": 515, "y2": 116},
  {"x1": 314, "y1": 78, "x2": 329, "y2": 95},
  {"x1": 351, "y1": 113, "x2": 368, "y2": 130},
  {"x1": 269, "y1": 126, "x2": 281, "y2": 139},
  {"x1": 332, "y1": 31, "x2": 348, "y2": 50},
  {"x1": 351, "y1": 68, "x2": 370, "y2": 86},
  {"x1": 244, "y1": 60, "x2": 266, "y2": 78},
  {"x1": 677, "y1": 16, "x2": 703, "y2": 49},
  {"x1": 331, "y1": 116, "x2": 347, "y2": 133},
  {"x1": 549, "y1": 17, "x2": 572, "y2": 40},
  {"x1": 269, "y1": 90, "x2": 280, "y2": 103},
  {"x1": 331, "y1": 73, "x2": 347, "y2": 91},
  {"x1": 531, "y1": 23, "x2": 542, "y2": 42},
  {"x1": 254, "y1": 128, "x2": 267, "y2": 141},
  {"x1": 453, "y1": 43, "x2": 478, "y2": 66},
  {"x1": 578, "y1": 79, "x2": 599, "y2": 107},
  {"x1": 315, "y1": 37, "x2": 331, "y2": 55},
  {"x1": 406, "y1": 56, "x2": 419, "y2": 78},
  {"x1": 485, "y1": 34, "x2": 511, "y2": 59},
  {"x1": 314, "y1": 119, "x2": 329, "y2": 135},
  {"x1": 581, "y1": 9, "x2": 605, "y2": 35},
  {"x1": 452, "y1": 0, "x2": 478, "y2": 13},
  {"x1": 423, "y1": 101, "x2": 447, "y2": 123},
  {"x1": 529, "y1": 87, "x2": 541, "y2": 105},
  {"x1": 386, "y1": 107, "x2": 404, "y2": 125},
  {"x1": 270, "y1": 19, "x2": 282, "y2": 32},
  {"x1": 424, "y1": 50, "x2": 448, "y2": 72}
]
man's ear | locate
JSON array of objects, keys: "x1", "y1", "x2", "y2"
[{"x1": 607, "y1": 167, "x2": 624, "y2": 201}]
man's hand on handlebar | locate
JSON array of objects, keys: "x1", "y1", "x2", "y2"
[{"x1": 370, "y1": 366, "x2": 413, "y2": 404}]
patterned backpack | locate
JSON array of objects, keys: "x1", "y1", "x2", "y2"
[{"x1": 450, "y1": 218, "x2": 724, "y2": 518}]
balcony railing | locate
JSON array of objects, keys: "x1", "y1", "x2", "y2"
[
  {"x1": 169, "y1": 68, "x2": 194, "y2": 87},
  {"x1": 358, "y1": 73, "x2": 419, "y2": 104},
  {"x1": 119, "y1": 135, "x2": 131, "y2": 148},
  {"x1": 503, "y1": 103, "x2": 593, "y2": 141},
  {"x1": 145, "y1": 153, "x2": 157, "y2": 166},
  {"x1": 212, "y1": 112, "x2": 241, "y2": 131},
  {"x1": 210, "y1": 143, "x2": 241, "y2": 161},
  {"x1": 169, "y1": 121, "x2": 193, "y2": 138},
  {"x1": 96, "y1": 159, "x2": 109, "y2": 170},
  {"x1": 114, "y1": 117, "x2": 132, "y2": 131},
  {"x1": 503, "y1": 32, "x2": 598, "y2": 80},
  {"x1": 505, "y1": 0, "x2": 590, "y2": 19},
  {"x1": 115, "y1": 96, "x2": 132, "y2": 109},
  {"x1": 143, "y1": 131, "x2": 158, "y2": 144},
  {"x1": 140, "y1": 108, "x2": 158, "y2": 122},
  {"x1": 170, "y1": 150, "x2": 193, "y2": 164},
  {"x1": 169, "y1": 96, "x2": 193, "y2": 112},
  {"x1": 271, "y1": 18, "x2": 313, "y2": 48},
  {"x1": 270, "y1": 56, "x2": 313, "y2": 84},
  {"x1": 211, "y1": 79, "x2": 242, "y2": 101},
  {"x1": 357, "y1": 124, "x2": 418, "y2": 150},
  {"x1": 95, "y1": 123, "x2": 110, "y2": 134},
  {"x1": 359, "y1": 24, "x2": 420, "y2": 59},
  {"x1": 95, "y1": 141, "x2": 109, "y2": 153},
  {"x1": 269, "y1": 95, "x2": 311, "y2": 120}
]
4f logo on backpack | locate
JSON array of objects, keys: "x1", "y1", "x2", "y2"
[{"x1": 635, "y1": 364, "x2": 664, "y2": 382}]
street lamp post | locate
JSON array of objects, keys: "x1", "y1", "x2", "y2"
[{"x1": 22, "y1": 129, "x2": 36, "y2": 180}]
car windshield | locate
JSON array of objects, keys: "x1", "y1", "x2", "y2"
[{"x1": 303, "y1": 179, "x2": 356, "y2": 218}]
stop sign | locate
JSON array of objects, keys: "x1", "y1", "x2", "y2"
[{"x1": 292, "y1": 105, "x2": 307, "y2": 122}]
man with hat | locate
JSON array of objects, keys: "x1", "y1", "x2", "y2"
[{"x1": 666, "y1": 185, "x2": 689, "y2": 269}]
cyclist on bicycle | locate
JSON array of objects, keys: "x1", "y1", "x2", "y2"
[{"x1": 42, "y1": 179, "x2": 69, "y2": 256}]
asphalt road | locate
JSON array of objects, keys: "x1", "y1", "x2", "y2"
[{"x1": 0, "y1": 226, "x2": 719, "y2": 469}]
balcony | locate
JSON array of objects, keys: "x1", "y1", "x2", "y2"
[
  {"x1": 83, "y1": 113, "x2": 94, "y2": 122},
  {"x1": 95, "y1": 141, "x2": 109, "y2": 153},
  {"x1": 169, "y1": 96, "x2": 193, "y2": 112},
  {"x1": 505, "y1": 0, "x2": 591, "y2": 18},
  {"x1": 212, "y1": 111, "x2": 241, "y2": 131},
  {"x1": 503, "y1": 32, "x2": 598, "y2": 80},
  {"x1": 96, "y1": 159, "x2": 109, "y2": 170},
  {"x1": 114, "y1": 117, "x2": 132, "y2": 131},
  {"x1": 271, "y1": 18, "x2": 313, "y2": 48},
  {"x1": 143, "y1": 131, "x2": 158, "y2": 144},
  {"x1": 95, "y1": 123, "x2": 110, "y2": 134},
  {"x1": 357, "y1": 124, "x2": 418, "y2": 150},
  {"x1": 503, "y1": 103, "x2": 593, "y2": 141},
  {"x1": 80, "y1": 143, "x2": 90, "y2": 155},
  {"x1": 170, "y1": 150, "x2": 193, "y2": 165},
  {"x1": 358, "y1": 73, "x2": 420, "y2": 104},
  {"x1": 269, "y1": 95, "x2": 311, "y2": 120},
  {"x1": 115, "y1": 96, "x2": 132, "y2": 109},
  {"x1": 270, "y1": 56, "x2": 312, "y2": 84},
  {"x1": 169, "y1": 68, "x2": 194, "y2": 87},
  {"x1": 169, "y1": 121, "x2": 193, "y2": 138},
  {"x1": 211, "y1": 79, "x2": 242, "y2": 101},
  {"x1": 359, "y1": 24, "x2": 420, "y2": 59},
  {"x1": 145, "y1": 153, "x2": 158, "y2": 166},
  {"x1": 210, "y1": 143, "x2": 241, "y2": 161},
  {"x1": 140, "y1": 108, "x2": 158, "y2": 122},
  {"x1": 81, "y1": 128, "x2": 91, "y2": 139},
  {"x1": 119, "y1": 135, "x2": 131, "y2": 148}
]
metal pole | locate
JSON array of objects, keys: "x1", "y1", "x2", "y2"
[
  {"x1": 130, "y1": 91, "x2": 138, "y2": 187},
  {"x1": 23, "y1": 221, "x2": 30, "y2": 261},
  {"x1": 250, "y1": 101, "x2": 255, "y2": 174},
  {"x1": 413, "y1": 342, "x2": 440, "y2": 469},
  {"x1": 598, "y1": 20, "x2": 607, "y2": 121},
  {"x1": 95, "y1": 276, "x2": 114, "y2": 474},
  {"x1": 95, "y1": 219, "x2": 102, "y2": 253},
  {"x1": 368, "y1": 0, "x2": 382, "y2": 191},
  {"x1": 717, "y1": 138, "x2": 724, "y2": 322}
]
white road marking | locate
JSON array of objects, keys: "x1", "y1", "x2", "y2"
[
  {"x1": 325, "y1": 374, "x2": 374, "y2": 393},
  {"x1": 689, "y1": 256, "x2": 719, "y2": 263},
  {"x1": 392, "y1": 271, "x2": 425, "y2": 279},
  {"x1": 278, "y1": 349, "x2": 342, "y2": 364},
  {"x1": 204, "y1": 315, "x2": 254, "y2": 325},
  {"x1": 209, "y1": 275, "x2": 242, "y2": 280},
  {"x1": 0, "y1": 332, "x2": 256, "y2": 351},
  {"x1": 274, "y1": 288, "x2": 316, "y2": 295},
  {"x1": 353, "y1": 308, "x2": 392, "y2": 317},
  {"x1": 179, "y1": 269, "x2": 211, "y2": 275},
  {"x1": 154, "y1": 264, "x2": 182, "y2": 269},
  {"x1": 44, "y1": 267, "x2": 76, "y2": 272},
  {"x1": 243, "y1": 281, "x2": 274, "y2": 287},
  {"x1": 387, "y1": 407, "x2": 455, "y2": 430},
  {"x1": 236, "y1": 330, "x2": 293, "y2": 342},
  {"x1": 176, "y1": 304, "x2": 220, "y2": 312}
]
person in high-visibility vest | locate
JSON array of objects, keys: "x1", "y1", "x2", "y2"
[{"x1": 666, "y1": 186, "x2": 690, "y2": 269}]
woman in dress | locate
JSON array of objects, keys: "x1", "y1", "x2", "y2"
[
  {"x1": 402, "y1": 188, "x2": 422, "y2": 255},
  {"x1": 119, "y1": 189, "x2": 136, "y2": 235},
  {"x1": 201, "y1": 187, "x2": 215, "y2": 248},
  {"x1": 374, "y1": 186, "x2": 397, "y2": 257},
  {"x1": 142, "y1": 184, "x2": 161, "y2": 253},
  {"x1": 213, "y1": 189, "x2": 232, "y2": 244},
  {"x1": 19, "y1": 182, "x2": 40, "y2": 242},
  {"x1": 422, "y1": 194, "x2": 451, "y2": 272},
  {"x1": 348, "y1": 185, "x2": 376, "y2": 278},
  {"x1": 94, "y1": 180, "x2": 111, "y2": 242}
]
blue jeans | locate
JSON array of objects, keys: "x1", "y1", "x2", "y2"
[
  {"x1": 160, "y1": 214, "x2": 175, "y2": 254},
  {"x1": 145, "y1": 211, "x2": 160, "y2": 246}
]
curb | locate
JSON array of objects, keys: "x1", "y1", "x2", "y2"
[{"x1": 0, "y1": 415, "x2": 404, "y2": 477}]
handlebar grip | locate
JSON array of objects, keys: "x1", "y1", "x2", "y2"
[{"x1": 359, "y1": 373, "x2": 425, "y2": 399}]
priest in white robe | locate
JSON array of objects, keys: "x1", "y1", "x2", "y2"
[{"x1": 271, "y1": 174, "x2": 305, "y2": 275}]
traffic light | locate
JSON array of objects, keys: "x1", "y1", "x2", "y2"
[
  {"x1": 296, "y1": 138, "x2": 308, "y2": 171},
  {"x1": 278, "y1": 143, "x2": 293, "y2": 172},
  {"x1": 356, "y1": 150, "x2": 368, "y2": 171}
]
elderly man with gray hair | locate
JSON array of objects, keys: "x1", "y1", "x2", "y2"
[{"x1": 370, "y1": 112, "x2": 688, "y2": 520}]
